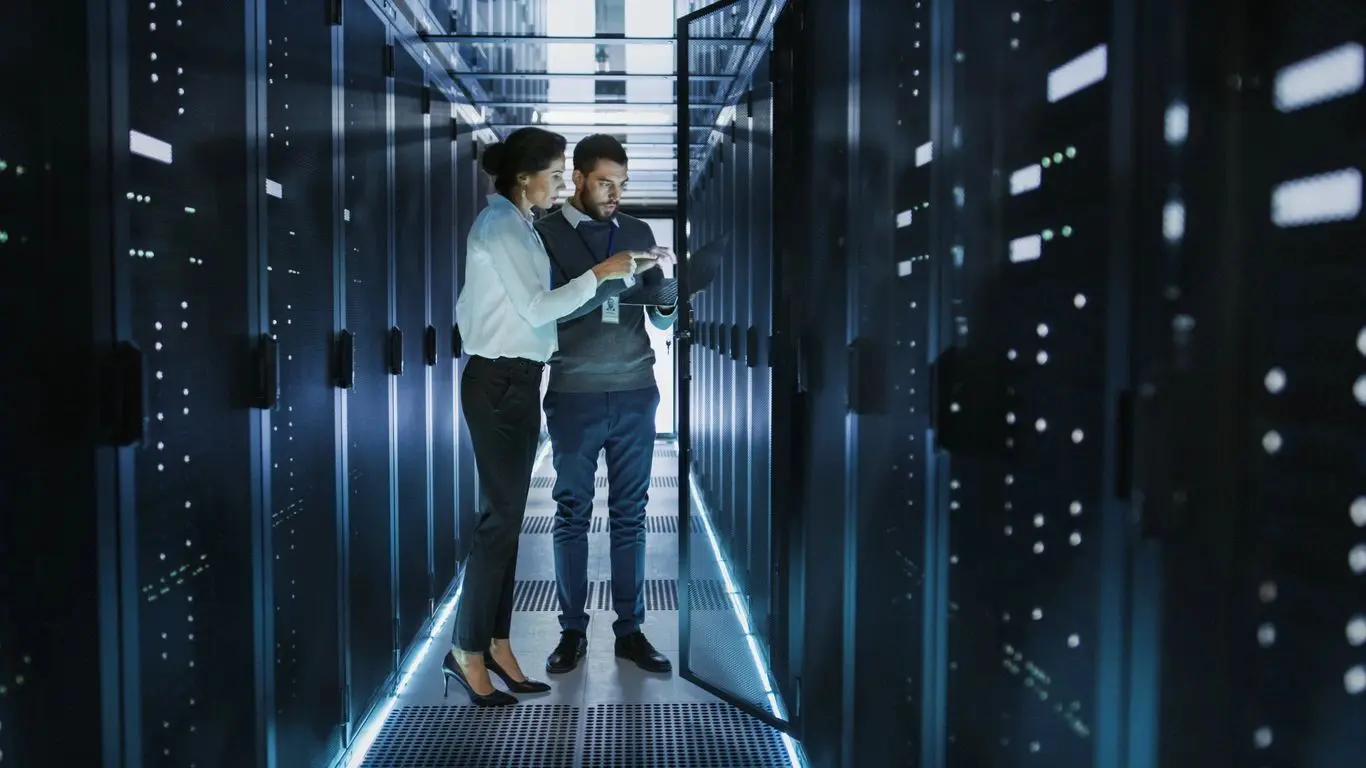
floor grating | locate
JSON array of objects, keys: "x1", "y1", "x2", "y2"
[
  {"x1": 589, "y1": 579, "x2": 729, "y2": 612},
  {"x1": 528, "y1": 476, "x2": 681, "y2": 490},
  {"x1": 522, "y1": 516, "x2": 700, "y2": 535},
  {"x1": 581, "y1": 703, "x2": 790, "y2": 767},
  {"x1": 589, "y1": 516, "x2": 701, "y2": 534},
  {"x1": 361, "y1": 705, "x2": 578, "y2": 767},
  {"x1": 523, "y1": 515, "x2": 556, "y2": 534},
  {"x1": 512, "y1": 580, "x2": 560, "y2": 612}
]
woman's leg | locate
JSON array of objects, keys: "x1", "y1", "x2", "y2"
[
  {"x1": 488, "y1": 402, "x2": 544, "y2": 679},
  {"x1": 451, "y1": 358, "x2": 543, "y2": 689}
]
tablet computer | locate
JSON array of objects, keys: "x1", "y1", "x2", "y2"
[{"x1": 618, "y1": 278, "x2": 680, "y2": 307}]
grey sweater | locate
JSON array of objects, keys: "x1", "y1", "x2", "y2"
[{"x1": 536, "y1": 205, "x2": 676, "y2": 393}]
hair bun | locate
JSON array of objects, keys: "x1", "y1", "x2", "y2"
[{"x1": 480, "y1": 142, "x2": 506, "y2": 177}]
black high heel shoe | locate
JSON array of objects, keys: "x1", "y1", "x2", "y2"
[
  {"x1": 441, "y1": 651, "x2": 517, "y2": 706},
  {"x1": 484, "y1": 651, "x2": 552, "y2": 694}
]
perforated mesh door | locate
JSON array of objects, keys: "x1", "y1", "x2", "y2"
[
  {"x1": 0, "y1": 2, "x2": 112, "y2": 763},
  {"x1": 454, "y1": 129, "x2": 481, "y2": 562},
  {"x1": 941, "y1": 1, "x2": 1119, "y2": 765},
  {"x1": 1221, "y1": 5, "x2": 1366, "y2": 764},
  {"x1": 123, "y1": 0, "x2": 266, "y2": 762},
  {"x1": 431, "y1": 100, "x2": 459, "y2": 598},
  {"x1": 745, "y1": 71, "x2": 777, "y2": 653},
  {"x1": 394, "y1": 41, "x2": 433, "y2": 653},
  {"x1": 679, "y1": 1, "x2": 791, "y2": 732},
  {"x1": 343, "y1": 0, "x2": 396, "y2": 728},
  {"x1": 266, "y1": 0, "x2": 345, "y2": 763}
]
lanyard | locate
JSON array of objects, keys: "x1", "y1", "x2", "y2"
[{"x1": 574, "y1": 221, "x2": 616, "y2": 264}]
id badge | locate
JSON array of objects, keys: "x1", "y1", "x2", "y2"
[{"x1": 602, "y1": 296, "x2": 621, "y2": 325}]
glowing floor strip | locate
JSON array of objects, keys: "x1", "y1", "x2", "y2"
[
  {"x1": 341, "y1": 440, "x2": 552, "y2": 768},
  {"x1": 689, "y1": 472, "x2": 807, "y2": 768}
]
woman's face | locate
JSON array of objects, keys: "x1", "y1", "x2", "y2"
[{"x1": 519, "y1": 157, "x2": 566, "y2": 209}]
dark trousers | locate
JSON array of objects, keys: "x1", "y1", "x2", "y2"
[
  {"x1": 543, "y1": 386, "x2": 660, "y2": 637},
  {"x1": 452, "y1": 356, "x2": 544, "y2": 652}
]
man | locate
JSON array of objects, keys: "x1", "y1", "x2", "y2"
[{"x1": 536, "y1": 134, "x2": 676, "y2": 674}]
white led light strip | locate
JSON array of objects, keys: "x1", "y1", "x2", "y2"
[{"x1": 688, "y1": 472, "x2": 806, "y2": 768}]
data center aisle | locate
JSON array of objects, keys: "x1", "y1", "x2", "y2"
[{"x1": 359, "y1": 440, "x2": 795, "y2": 767}]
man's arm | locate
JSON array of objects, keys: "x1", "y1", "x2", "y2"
[
  {"x1": 635, "y1": 226, "x2": 679, "y2": 329},
  {"x1": 560, "y1": 277, "x2": 632, "y2": 323}
]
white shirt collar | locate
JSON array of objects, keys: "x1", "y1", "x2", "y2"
[
  {"x1": 560, "y1": 199, "x2": 618, "y2": 230},
  {"x1": 486, "y1": 193, "x2": 536, "y2": 225}
]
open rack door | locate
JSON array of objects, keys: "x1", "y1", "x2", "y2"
[{"x1": 675, "y1": 0, "x2": 797, "y2": 743}]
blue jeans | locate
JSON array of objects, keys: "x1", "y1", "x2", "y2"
[{"x1": 543, "y1": 386, "x2": 659, "y2": 637}]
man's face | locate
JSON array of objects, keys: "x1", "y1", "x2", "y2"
[{"x1": 573, "y1": 158, "x2": 628, "y2": 221}]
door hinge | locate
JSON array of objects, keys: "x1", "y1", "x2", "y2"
[
  {"x1": 334, "y1": 330, "x2": 355, "y2": 389},
  {"x1": 423, "y1": 325, "x2": 438, "y2": 367},
  {"x1": 388, "y1": 326, "x2": 404, "y2": 375},
  {"x1": 102, "y1": 341, "x2": 148, "y2": 447},
  {"x1": 745, "y1": 326, "x2": 759, "y2": 368},
  {"x1": 385, "y1": 44, "x2": 396, "y2": 77},
  {"x1": 421, "y1": 85, "x2": 432, "y2": 115},
  {"x1": 929, "y1": 345, "x2": 959, "y2": 449},
  {"x1": 252, "y1": 333, "x2": 279, "y2": 410},
  {"x1": 329, "y1": 0, "x2": 343, "y2": 26},
  {"x1": 1131, "y1": 370, "x2": 1194, "y2": 540},
  {"x1": 846, "y1": 339, "x2": 862, "y2": 413}
]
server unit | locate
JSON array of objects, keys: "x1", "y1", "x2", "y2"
[
  {"x1": 1, "y1": 0, "x2": 488, "y2": 765},
  {"x1": 680, "y1": 0, "x2": 1365, "y2": 765}
]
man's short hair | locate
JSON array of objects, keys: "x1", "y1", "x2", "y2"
[{"x1": 573, "y1": 134, "x2": 629, "y2": 175}]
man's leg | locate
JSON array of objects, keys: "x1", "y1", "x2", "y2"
[
  {"x1": 604, "y1": 385, "x2": 671, "y2": 672},
  {"x1": 543, "y1": 389, "x2": 609, "y2": 672}
]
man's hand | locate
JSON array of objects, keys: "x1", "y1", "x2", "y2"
[{"x1": 647, "y1": 246, "x2": 678, "y2": 266}]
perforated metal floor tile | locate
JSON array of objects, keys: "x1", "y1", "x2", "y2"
[
  {"x1": 588, "y1": 516, "x2": 700, "y2": 534},
  {"x1": 513, "y1": 580, "x2": 559, "y2": 611},
  {"x1": 589, "y1": 579, "x2": 728, "y2": 611},
  {"x1": 581, "y1": 703, "x2": 790, "y2": 767},
  {"x1": 523, "y1": 515, "x2": 555, "y2": 534},
  {"x1": 361, "y1": 705, "x2": 578, "y2": 767},
  {"x1": 529, "y1": 475, "x2": 681, "y2": 490}
]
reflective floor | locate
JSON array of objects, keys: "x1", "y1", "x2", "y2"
[{"x1": 358, "y1": 440, "x2": 795, "y2": 767}]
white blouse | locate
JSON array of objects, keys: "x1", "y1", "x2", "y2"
[{"x1": 455, "y1": 194, "x2": 599, "y2": 362}]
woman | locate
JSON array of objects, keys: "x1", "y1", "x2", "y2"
[{"x1": 443, "y1": 127, "x2": 649, "y2": 706}]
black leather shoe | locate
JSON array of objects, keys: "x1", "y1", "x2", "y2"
[
  {"x1": 485, "y1": 651, "x2": 552, "y2": 694},
  {"x1": 545, "y1": 630, "x2": 587, "y2": 674},
  {"x1": 614, "y1": 632, "x2": 672, "y2": 673}
]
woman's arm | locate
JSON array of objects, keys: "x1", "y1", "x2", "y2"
[
  {"x1": 559, "y1": 277, "x2": 633, "y2": 323},
  {"x1": 473, "y1": 216, "x2": 600, "y2": 328}
]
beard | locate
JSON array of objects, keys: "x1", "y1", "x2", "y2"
[{"x1": 578, "y1": 193, "x2": 619, "y2": 221}]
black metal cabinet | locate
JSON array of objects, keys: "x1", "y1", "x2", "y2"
[
  {"x1": 265, "y1": 0, "x2": 346, "y2": 764},
  {"x1": 430, "y1": 96, "x2": 460, "y2": 603},
  {"x1": 392, "y1": 40, "x2": 433, "y2": 654},
  {"x1": 341, "y1": 0, "x2": 395, "y2": 733}
]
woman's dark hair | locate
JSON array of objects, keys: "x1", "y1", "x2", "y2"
[{"x1": 480, "y1": 127, "x2": 567, "y2": 197}]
